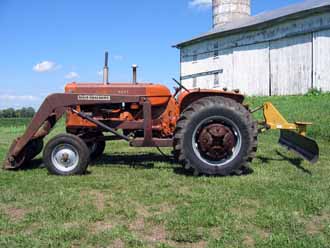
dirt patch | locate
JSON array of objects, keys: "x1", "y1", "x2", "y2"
[
  {"x1": 3, "y1": 207, "x2": 28, "y2": 221},
  {"x1": 81, "y1": 190, "x2": 105, "y2": 211},
  {"x1": 256, "y1": 229, "x2": 270, "y2": 240},
  {"x1": 305, "y1": 212, "x2": 330, "y2": 235},
  {"x1": 129, "y1": 217, "x2": 145, "y2": 231},
  {"x1": 243, "y1": 235, "x2": 255, "y2": 247},
  {"x1": 150, "y1": 203, "x2": 175, "y2": 215},
  {"x1": 112, "y1": 239, "x2": 125, "y2": 248},
  {"x1": 90, "y1": 221, "x2": 113, "y2": 233},
  {"x1": 135, "y1": 204, "x2": 151, "y2": 218},
  {"x1": 210, "y1": 227, "x2": 222, "y2": 239},
  {"x1": 63, "y1": 222, "x2": 80, "y2": 229},
  {"x1": 167, "y1": 240, "x2": 207, "y2": 248},
  {"x1": 145, "y1": 225, "x2": 167, "y2": 242},
  {"x1": 91, "y1": 191, "x2": 105, "y2": 211}
]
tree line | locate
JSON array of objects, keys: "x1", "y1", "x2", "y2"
[{"x1": 0, "y1": 107, "x2": 35, "y2": 118}]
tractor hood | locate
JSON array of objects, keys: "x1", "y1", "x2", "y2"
[{"x1": 65, "y1": 82, "x2": 172, "y2": 98}]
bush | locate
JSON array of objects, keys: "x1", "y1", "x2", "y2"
[{"x1": 305, "y1": 88, "x2": 323, "y2": 96}]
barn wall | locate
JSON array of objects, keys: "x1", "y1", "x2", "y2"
[
  {"x1": 313, "y1": 29, "x2": 330, "y2": 92},
  {"x1": 270, "y1": 34, "x2": 313, "y2": 95},
  {"x1": 180, "y1": 11, "x2": 330, "y2": 96},
  {"x1": 233, "y1": 42, "x2": 270, "y2": 96}
]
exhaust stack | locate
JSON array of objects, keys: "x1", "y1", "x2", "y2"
[
  {"x1": 132, "y1": 64, "x2": 138, "y2": 84},
  {"x1": 103, "y1": 52, "x2": 109, "y2": 84}
]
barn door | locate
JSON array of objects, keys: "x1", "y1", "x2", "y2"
[
  {"x1": 270, "y1": 34, "x2": 312, "y2": 95},
  {"x1": 233, "y1": 42, "x2": 270, "y2": 96},
  {"x1": 313, "y1": 29, "x2": 330, "y2": 92}
]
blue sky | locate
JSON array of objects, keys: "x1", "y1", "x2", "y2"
[{"x1": 0, "y1": 0, "x2": 302, "y2": 109}]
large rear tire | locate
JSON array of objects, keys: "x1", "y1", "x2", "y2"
[
  {"x1": 173, "y1": 96, "x2": 258, "y2": 176},
  {"x1": 43, "y1": 134, "x2": 90, "y2": 176}
]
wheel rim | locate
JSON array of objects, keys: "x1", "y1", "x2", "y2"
[
  {"x1": 51, "y1": 144, "x2": 79, "y2": 172},
  {"x1": 192, "y1": 116, "x2": 242, "y2": 167}
]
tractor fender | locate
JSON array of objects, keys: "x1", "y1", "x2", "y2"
[{"x1": 177, "y1": 89, "x2": 245, "y2": 113}]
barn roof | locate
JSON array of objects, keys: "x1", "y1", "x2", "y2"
[{"x1": 174, "y1": 0, "x2": 330, "y2": 48}]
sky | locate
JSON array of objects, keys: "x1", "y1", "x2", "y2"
[{"x1": 0, "y1": 0, "x2": 303, "y2": 109}]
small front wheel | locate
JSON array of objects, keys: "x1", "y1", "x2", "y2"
[{"x1": 43, "y1": 134, "x2": 90, "y2": 176}]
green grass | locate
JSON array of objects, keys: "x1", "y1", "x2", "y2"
[{"x1": 0, "y1": 94, "x2": 330, "y2": 248}]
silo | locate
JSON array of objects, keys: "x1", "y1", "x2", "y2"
[{"x1": 212, "y1": 0, "x2": 251, "y2": 29}]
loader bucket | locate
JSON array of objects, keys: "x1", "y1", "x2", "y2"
[{"x1": 279, "y1": 130, "x2": 319, "y2": 164}]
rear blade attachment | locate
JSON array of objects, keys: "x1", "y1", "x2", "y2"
[{"x1": 279, "y1": 130, "x2": 319, "y2": 164}]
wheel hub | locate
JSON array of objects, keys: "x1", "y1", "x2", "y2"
[
  {"x1": 52, "y1": 145, "x2": 79, "y2": 171},
  {"x1": 197, "y1": 123, "x2": 236, "y2": 160}
]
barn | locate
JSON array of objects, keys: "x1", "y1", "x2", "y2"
[{"x1": 175, "y1": 0, "x2": 330, "y2": 96}]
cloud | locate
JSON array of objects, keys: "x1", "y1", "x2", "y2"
[
  {"x1": 189, "y1": 0, "x2": 212, "y2": 8},
  {"x1": 0, "y1": 94, "x2": 39, "y2": 101},
  {"x1": 0, "y1": 94, "x2": 40, "y2": 109},
  {"x1": 33, "y1": 61, "x2": 59, "y2": 73},
  {"x1": 65, "y1": 72, "x2": 79, "y2": 79}
]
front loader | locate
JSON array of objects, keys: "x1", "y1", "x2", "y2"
[{"x1": 3, "y1": 53, "x2": 319, "y2": 176}]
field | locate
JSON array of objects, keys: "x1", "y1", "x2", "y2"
[{"x1": 0, "y1": 94, "x2": 330, "y2": 248}]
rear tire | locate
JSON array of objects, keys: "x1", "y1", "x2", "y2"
[
  {"x1": 43, "y1": 134, "x2": 90, "y2": 176},
  {"x1": 173, "y1": 96, "x2": 258, "y2": 176}
]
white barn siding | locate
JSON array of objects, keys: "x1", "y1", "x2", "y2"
[
  {"x1": 270, "y1": 34, "x2": 312, "y2": 95},
  {"x1": 233, "y1": 42, "x2": 270, "y2": 96},
  {"x1": 179, "y1": 11, "x2": 330, "y2": 96},
  {"x1": 214, "y1": 48, "x2": 234, "y2": 90},
  {"x1": 313, "y1": 29, "x2": 330, "y2": 92}
]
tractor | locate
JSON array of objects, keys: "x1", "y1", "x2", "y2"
[{"x1": 3, "y1": 53, "x2": 319, "y2": 176}]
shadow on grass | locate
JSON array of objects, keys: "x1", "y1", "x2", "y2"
[
  {"x1": 20, "y1": 153, "x2": 255, "y2": 177},
  {"x1": 257, "y1": 150, "x2": 311, "y2": 175},
  {"x1": 92, "y1": 153, "x2": 254, "y2": 177},
  {"x1": 91, "y1": 153, "x2": 174, "y2": 170},
  {"x1": 173, "y1": 166, "x2": 254, "y2": 177},
  {"x1": 21, "y1": 158, "x2": 45, "y2": 170}
]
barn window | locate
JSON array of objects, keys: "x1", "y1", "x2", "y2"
[
  {"x1": 214, "y1": 72, "x2": 219, "y2": 87},
  {"x1": 214, "y1": 50, "x2": 219, "y2": 58},
  {"x1": 193, "y1": 51, "x2": 198, "y2": 63},
  {"x1": 214, "y1": 42, "x2": 219, "y2": 59},
  {"x1": 193, "y1": 77, "x2": 197, "y2": 88}
]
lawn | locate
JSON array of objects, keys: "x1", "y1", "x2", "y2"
[{"x1": 0, "y1": 94, "x2": 330, "y2": 248}]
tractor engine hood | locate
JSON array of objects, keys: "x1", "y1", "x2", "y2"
[{"x1": 65, "y1": 82, "x2": 172, "y2": 106}]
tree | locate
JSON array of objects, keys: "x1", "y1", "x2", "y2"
[
  {"x1": 2, "y1": 108, "x2": 15, "y2": 118},
  {"x1": 0, "y1": 107, "x2": 35, "y2": 118}
]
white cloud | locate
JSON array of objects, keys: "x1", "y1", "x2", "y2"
[
  {"x1": 33, "y1": 61, "x2": 58, "y2": 73},
  {"x1": 65, "y1": 72, "x2": 79, "y2": 79},
  {"x1": 0, "y1": 94, "x2": 40, "y2": 109},
  {"x1": 0, "y1": 94, "x2": 39, "y2": 101},
  {"x1": 189, "y1": 0, "x2": 212, "y2": 8}
]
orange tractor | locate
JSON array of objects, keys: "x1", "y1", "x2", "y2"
[{"x1": 3, "y1": 53, "x2": 319, "y2": 176}]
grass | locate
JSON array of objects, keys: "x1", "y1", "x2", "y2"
[{"x1": 0, "y1": 94, "x2": 330, "y2": 248}]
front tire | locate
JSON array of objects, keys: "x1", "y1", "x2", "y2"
[
  {"x1": 173, "y1": 96, "x2": 258, "y2": 176},
  {"x1": 43, "y1": 134, "x2": 90, "y2": 176}
]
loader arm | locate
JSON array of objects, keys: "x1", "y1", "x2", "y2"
[
  {"x1": 3, "y1": 93, "x2": 141, "y2": 170},
  {"x1": 259, "y1": 102, "x2": 319, "y2": 163}
]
